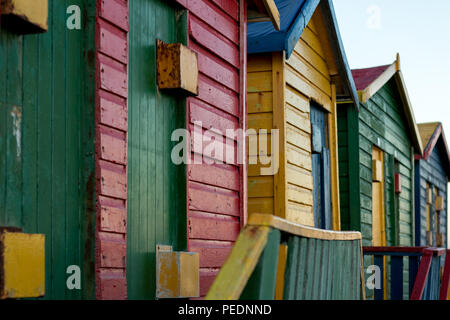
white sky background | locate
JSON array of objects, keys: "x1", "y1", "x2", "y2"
[{"x1": 333, "y1": 0, "x2": 450, "y2": 246}]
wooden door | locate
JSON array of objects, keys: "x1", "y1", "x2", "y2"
[
  {"x1": 372, "y1": 146, "x2": 387, "y2": 299},
  {"x1": 372, "y1": 146, "x2": 386, "y2": 246},
  {"x1": 310, "y1": 104, "x2": 332, "y2": 230}
]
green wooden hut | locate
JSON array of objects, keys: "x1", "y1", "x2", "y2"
[{"x1": 337, "y1": 55, "x2": 424, "y2": 298}]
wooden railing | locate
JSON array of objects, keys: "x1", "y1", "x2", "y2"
[
  {"x1": 363, "y1": 247, "x2": 450, "y2": 300},
  {"x1": 206, "y1": 214, "x2": 365, "y2": 300}
]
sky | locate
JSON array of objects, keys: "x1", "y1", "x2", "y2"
[{"x1": 333, "y1": 0, "x2": 450, "y2": 246}]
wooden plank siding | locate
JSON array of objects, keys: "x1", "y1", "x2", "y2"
[
  {"x1": 95, "y1": 0, "x2": 129, "y2": 300},
  {"x1": 0, "y1": 0, "x2": 97, "y2": 299},
  {"x1": 184, "y1": 0, "x2": 246, "y2": 298},
  {"x1": 127, "y1": 0, "x2": 187, "y2": 300},
  {"x1": 415, "y1": 147, "x2": 448, "y2": 247},
  {"x1": 248, "y1": 9, "x2": 341, "y2": 229}
]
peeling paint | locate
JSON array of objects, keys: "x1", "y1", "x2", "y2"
[{"x1": 10, "y1": 106, "x2": 22, "y2": 159}]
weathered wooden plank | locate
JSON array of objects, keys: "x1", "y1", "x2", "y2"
[
  {"x1": 188, "y1": 211, "x2": 240, "y2": 241},
  {"x1": 205, "y1": 226, "x2": 270, "y2": 300},
  {"x1": 283, "y1": 236, "x2": 299, "y2": 300},
  {"x1": 189, "y1": 15, "x2": 239, "y2": 68}
]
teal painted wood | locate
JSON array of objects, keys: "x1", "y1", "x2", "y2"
[
  {"x1": 0, "y1": 0, "x2": 97, "y2": 299},
  {"x1": 127, "y1": 0, "x2": 187, "y2": 300},
  {"x1": 283, "y1": 236, "x2": 300, "y2": 299},
  {"x1": 241, "y1": 229, "x2": 281, "y2": 300},
  {"x1": 281, "y1": 237, "x2": 361, "y2": 300}
]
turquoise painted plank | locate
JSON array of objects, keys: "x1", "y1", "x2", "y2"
[
  {"x1": 51, "y1": 0, "x2": 67, "y2": 299},
  {"x1": 5, "y1": 31, "x2": 23, "y2": 228},
  {"x1": 127, "y1": 0, "x2": 183, "y2": 299},
  {"x1": 304, "y1": 238, "x2": 317, "y2": 299},
  {"x1": 294, "y1": 237, "x2": 308, "y2": 299},
  {"x1": 283, "y1": 236, "x2": 299, "y2": 300},
  {"x1": 318, "y1": 240, "x2": 329, "y2": 299}
]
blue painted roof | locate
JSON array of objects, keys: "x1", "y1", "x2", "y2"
[
  {"x1": 247, "y1": 0, "x2": 360, "y2": 107},
  {"x1": 248, "y1": 0, "x2": 317, "y2": 57}
]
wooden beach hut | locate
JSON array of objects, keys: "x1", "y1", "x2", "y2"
[
  {"x1": 247, "y1": 0, "x2": 359, "y2": 230},
  {"x1": 337, "y1": 55, "x2": 424, "y2": 299},
  {"x1": 337, "y1": 55, "x2": 423, "y2": 248},
  {"x1": 414, "y1": 122, "x2": 449, "y2": 248}
]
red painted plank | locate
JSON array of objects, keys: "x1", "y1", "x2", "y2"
[
  {"x1": 98, "y1": 160, "x2": 127, "y2": 199},
  {"x1": 209, "y1": 0, "x2": 238, "y2": 21},
  {"x1": 186, "y1": 0, "x2": 239, "y2": 44},
  {"x1": 99, "y1": 0, "x2": 129, "y2": 31},
  {"x1": 439, "y1": 250, "x2": 450, "y2": 300},
  {"x1": 238, "y1": 0, "x2": 247, "y2": 227},
  {"x1": 363, "y1": 246, "x2": 426, "y2": 254},
  {"x1": 189, "y1": 98, "x2": 239, "y2": 135},
  {"x1": 189, "y1": 211, "x2": 240, "y2": 241},
  {"x1": 98, "y1": 125, "x2": 127, "y2": 165},
  {"x1": 199, "y1": 268, "x2": 219, "y2": 296},
  {"x1": 99, "y1": 205, "x2": 127, "y2": 234},
  {"x1": 410, "y1": 249, "x2": 433, "y2": 300},
  {"x1": 98, "y1": 54, "x2": 128, "y2": 98},
  {"x1": 188, "y1": 163, "x2": 240, "y2": 191},
  {"x1": 98, "y1": 232, "x2": 126, "y2": 268},
  {"x1": 188, "y1": 182, "x2": 239, "y2": 216},
  {"x1": 190, "y1": 42, "x2": 239, "y2": 92},
  {"x1": 196, "y1": 75, "x2": 239, "y2": 116},
  {"x1": 189, "y1": 239, "x2": 234, "y2": 268},
  {"x1": 97, "y1": 18, "x2": 128, "y2": 64},
  {"x1": 189, "y1": 15, "x2": 239, "y2": 68},
  {"x1": 98, "y1": 90, "x2": 128, "y2": 131},
  {"x1": 189, "y1": 125, "x2": 237, "y2": 165},
  {"x1": 97, "y1": 269, "x2": 127, "y2": 300}
]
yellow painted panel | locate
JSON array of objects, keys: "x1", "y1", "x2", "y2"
[
  {"x1": 286, "y1": 51, "x2": 331, "y2": 94},
  {"x1": 247, "y1": 133, "x2": 272, "y2": 156},
  {"x1": 275, "y1": 244, "x2": 288, "y2": 300},
  {"x1": 248, "y1": 197, "x2": 274, "y2": 215},
  {"x1": 285, "y1": 68, "x2": 331, "y2": 111},
  {"x1": 372, "y1": 146, "x2": 386, "y2": 247},
  {"x1": 286, "y1": 163, "x2": 313, "y2": 190},
  {"x1": 286, "y1": 125, "x2": 311, "y2": 153},
  {"x1": 248, "y1": 71, "x2": 273, "y2": 93},
  {"x1": 248, "y1": 113, "x2": 273, "y2": 131},
  {"x1": 293, "y1": 39, "x2": 330, "y2": 81},
  {"x1": 286, "y1": 201, "x2": 314, "y2": 226},
  {"x1": 249, "y1": 176, "x2": 274, "y2": 198},
  {"x1": 156, "y1": 251, "x2": 200, "y2": 299},
  {"x1": 248, "y1": 158, "x2": 275, "y2": 177},
  {"x1": 272, "y1": 52, "x2": 287, "y2": 220},
  {"x1": 286, "y1": 145, "x2": 312, "y2": 171},
  {"x1": 285, "y1": 104, "x2": 311, "y2": 133},
  {"x1": 285, "y1": 86, "x2": 310, "y2": 114},
  {"x1": 299, "y1": 27, "x2": 326, "y2": 60},
  {"x1": 287, "y1": 183, "x2": 313, "y2": 206},
  {"x1": 248, "y1": 92, "x2": 273, "y2": 114},
  {"x1": 205, "y1": 226, "x2": 270, "y2": 300},
  {"x1": 1, "y1": 232, "x2": 45, "y2": 299},
  {"x1": 1, "y1": 0, "x2": 48, "y2": 32},
  {"x1": 248, "y1": 54, "x2": 273, "y2": 72}
]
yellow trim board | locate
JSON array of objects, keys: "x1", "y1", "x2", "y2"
[
  {"x1": 205, "y1": 226, "x2": 270, "y2": 300},
  {"x1": 358, "y1": 54, "x2": 423, "y2": 155},
  {"x1": 248, "y1": 214, "x2": 362, "y2": 240}
]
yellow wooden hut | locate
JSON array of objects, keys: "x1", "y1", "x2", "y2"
[{"x1": 247, "y1": 0, "x2": 359, "y2": 229}]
